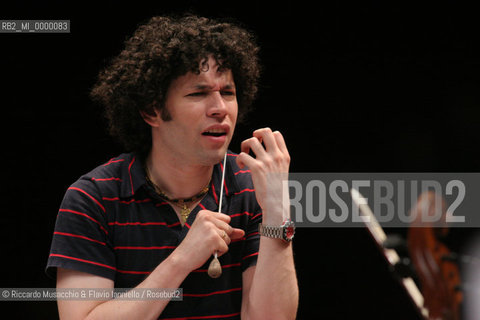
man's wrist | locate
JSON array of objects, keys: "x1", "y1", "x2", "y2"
[
  {"x1": 261, "y1": 208, "x2": 290, "y2": 225},
  {"x1": 158, "y1": 251, "x2": 191, "y2": 281}
]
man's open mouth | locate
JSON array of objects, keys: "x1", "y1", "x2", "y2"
[{"x1": 202, "y1": 129, "x2": 227, "y2": 137}]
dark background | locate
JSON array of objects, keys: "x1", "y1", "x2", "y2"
[{"x1": 1, "y1": 1, "x2": 480, "y2": 319}]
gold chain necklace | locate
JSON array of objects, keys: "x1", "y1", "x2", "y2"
[{"x1": 144, "y1": 164, "x2": 210, "y2": 224}]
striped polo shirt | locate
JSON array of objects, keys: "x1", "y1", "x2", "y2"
[{"x1": 46, "y1": 152, "x2": 262, "y2": 319}]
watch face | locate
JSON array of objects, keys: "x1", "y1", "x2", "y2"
[
  {"x1": 286, "y1": 225, "x2": 295, "y2": 239},
  {"x1": 283, "y1": 219, "x2": 295, "y2": 241}
]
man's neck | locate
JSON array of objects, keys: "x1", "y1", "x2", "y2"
[{"x1": 146, "y1": 146, "x2": 214, "y2": 200}]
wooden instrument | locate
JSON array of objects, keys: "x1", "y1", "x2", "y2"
[{"x1": 407, "y1": 191, "x2": 462, "y2": 320}]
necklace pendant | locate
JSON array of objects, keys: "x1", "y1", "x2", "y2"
[{"x1": 180, "y1": 202, "x2": 191, "y2": 224}]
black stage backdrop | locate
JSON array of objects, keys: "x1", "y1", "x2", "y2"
[{"x1": 1, "y1": 1, "x2": 480, "y2": 319}]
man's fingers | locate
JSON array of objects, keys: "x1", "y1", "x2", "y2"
[
  {"x1": 229, "y1": 228, "x2": 245, "y2": 240},
  {"x1": 240, "y1": 128, "x2": 288, "y2": 166},
  {"x1": 215, "y1": 242, "x2": 230, "y2": 257},
  {"x1": 196, "y1": 209, "x2": 245, "y2": 245},
  {"x1": 216, "y1": 228, "x2": 244, "y2": 255},
  {"x1": 236, "y1": 151, "x2": 256, "y2": 170},
  {"x1": 215, "y1": 228, "x2": 242, "y2": 256},
  {"x1": 218, "y1": 229, "x2": 231, "y2": 245},
  {"x1": 241, "y1": 136, "x2": 266, "y2": 158},
  {"x1": 212, "y1": 219, "x2": 233, "y2": 236},
  {"x1": 198, "y1": 210, "x2": 231, "y2": 223},
  {"x1": 238, "y1": 137, "x2": 263, "y2": 171},
  {"x1": 213, "y1": 220, "x2": 245, "y2": 243},
  {"x1": 253, "y1": 127, "x2": 277, "y2": 153},
  {"x1": 273, "y1": 130, "x2": 289, "y2": 155}
]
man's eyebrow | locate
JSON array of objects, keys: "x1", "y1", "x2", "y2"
[
  {"x1": 190, "y1": 83, "x2": 236, "y2": 90},
  {"x1": 223, "y1": 84, "x2": 235, "y2": 90}
]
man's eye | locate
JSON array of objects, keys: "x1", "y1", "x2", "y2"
[
  {"x1": 221, "y1": 91, "x2": 235, "y2": 96},
  {"x1": 187, "y1": 92, "x2": 206, "y2": 97}
]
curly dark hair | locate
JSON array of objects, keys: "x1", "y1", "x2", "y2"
[{"x1": 90, "y1": 15, "x2": 261, "y2": 155}]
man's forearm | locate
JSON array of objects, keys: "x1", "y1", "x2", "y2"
[
  {"x1": 245, "y1": 236, "x2": 299, "y2": 320},
  {"x1": 83, "y1": 253, "x2": 189, "y2": 320}
]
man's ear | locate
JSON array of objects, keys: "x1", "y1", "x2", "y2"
[{"x1": 140, "y1": 104, "x2": 161, "y2": 127}]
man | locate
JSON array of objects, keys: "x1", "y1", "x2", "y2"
[{"x1": 47, "y1": 15, "x2": 298, "y2": 319}]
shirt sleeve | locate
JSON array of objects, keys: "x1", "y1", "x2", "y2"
[
  {"x1": 241, "y1": 205, "x2": 262, "y2": 272},
  {"x1": 45, "y1": 178, "x2": 116, "y2": 280}
]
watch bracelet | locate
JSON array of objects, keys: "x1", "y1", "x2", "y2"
[{"x1": 258, "y1": 223, "x2": 283, "y2": 239}]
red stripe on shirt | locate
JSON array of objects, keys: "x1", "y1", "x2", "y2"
[
  {"x1": 233, "y1": 188, "x2": 255, "y2": 195},
  {"x1": 54, "y1": 231, "x2": 106, "y2": 246},
  {"x1": 102, "y1": 197, "x2": 151, "y2": 204},
  {"x1": 49, "y1": 253, "x2": 115, "y2": 271},
  {"x1": 113, "y1": 246, "x2": 176, "y2": 250},
  {"x1": 198, "y1": 203, "x2": 207, "y2": 210},
  {"x1": 168, "y1": 222, "x2": 182, "y2": 228},
  {"x1": 251, "y1": 213, "x2": 262, "y2": 220},
  {"x1": 128, "y1": 156, "x2": 136, "y2": 196},
  {"x1": 50, "y1": 253, "x2": 151, "y2": 275},
  {"x1": 211, "y1": 181, "x2": 218, "y2": 204},
  {"x1": 219, "y1": 162, "x2": 229, "y2": 196},
  {"x1": 246, "y1": 231, "x2": 259, "y2": 239},
  {"x1": 116, "y1": 269, "x2": 151, "y2": 275},
  {"x1": 161, "y1": 311, "x2": 241, "y2": 320},
  {"x1": 91, "y1": 177, "x2": 122, "y2": 182},
  {"x1": 58, "y1": 209, "x2": 108, "y2": 235},
  {"x1": 242, "y1": 252, "x2": 259, "y2": 260},
  {"x1": 108, "y1": 221, "x2": 180, "y2": 228},
  {"x1": 229, "y1": 211, "x2": 254, "y2": 218},
  {"x1": 108, "y1": 221, "x2": 166, "y2": 226},
  {"x1": 182, "y1": 287, "x2": 242, "y2": 298},
  {"x1": 102, "y1": 158, "x2": 125, "y2": 166},
  {"x1": 68, "y1": 187, "x2": 106, "y2": 213},
  {"x1": 224, "y1": 181, "x2": 229, "y2": 196},
  {"x1": 155, "y1": 201, "x2": 169, "y2": 207},
  {"x1": 119, "y1": 198, "x2": 151, "y2": 204},
  {"x1": 234, "y1": 169, "x2": 250, "y2": 175}
]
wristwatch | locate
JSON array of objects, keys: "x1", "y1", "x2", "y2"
[{"x1": 259, "y1": 219, "x2": 295, "y2": 242}]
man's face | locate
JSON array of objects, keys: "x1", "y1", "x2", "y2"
[{"x1": 154, "y1": 57, "x2": 238, "y2": 166}]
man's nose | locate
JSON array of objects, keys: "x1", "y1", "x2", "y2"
[{"x1": 207, "y1": 91, "x2": 227, "y2": 118}]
